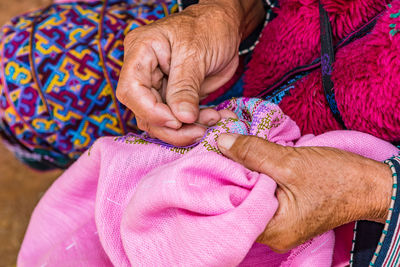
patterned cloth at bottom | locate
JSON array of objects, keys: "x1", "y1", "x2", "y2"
[{"x1": 18, "y1": 98, "x2": 400, "y2": 266}]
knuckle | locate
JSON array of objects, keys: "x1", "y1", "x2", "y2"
[
  {"x1": 279, "y1": 147, "x2": 301, "y2": 178},
  {"x1": 280, "y1": 165, "x2": 296, "y2": 181},
  {"x1": 116, "y1": 87, "x2": 127, "y2": 104},
  {"x1": 124, "y1": 35, "x2": 154, "y2": 64},
  {"x1": 124, "y1": 31, "x2": 135, "y2": 43},
  {"x1": 136, "y1": 118, "x2": 149, "y2": 132},
  {"x1": 124, "y1": 27, "x2": 147, "y2": 45},
  {"x1": 235, "y1": 136, "x2": 260, "y2": 163},
  {"x1": 152, "y1": 78, "x2": 163, "y2": 91},
  {"x1": 168, "y1": 85, "x2": 200, "y2": 102},
  {"x1": 128, "y1": 44, "x2": 153, "y2": 67},
  {"x1": 116, "y1": 85, "x2": 131, "y2": 106},
  {"x1": 124, "y1": 31, "x2": 139, "y2": 51}
]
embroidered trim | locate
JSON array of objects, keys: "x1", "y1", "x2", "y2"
[
  {"x1": 238, "y1": 0, "x2": 276, "y2": 56},
  {"x1": 257, "y1": 9, "x2": 382, "y2": 99},
  {"x1": 112, "y1": 98, "x2": 286, "y2": 155},
  {"x1": 177, "y1": 0, "x2": 273, "y2": 55},
  {"x1": 177, "y1": 0, "x2": 183, "y2": 11},
  {"x1": 388, "y1": 4, "x2": 400, "y2": 37},
  {"x1": 349, "y1": 221, "x2": 358, "y2": 265},
  {"x1": 373, "y1": 157, "x2": 400, "y2": 267},
  {"x1": 369, "y1": 158, "x2": 398, "y2": 266},
  {"x1": 350, "y1": 156, "x2": 400, "y2": 267}
]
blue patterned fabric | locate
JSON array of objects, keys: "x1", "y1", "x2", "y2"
[{"x1": 0, "y1": 0, "x2": 178, "y2": 169}]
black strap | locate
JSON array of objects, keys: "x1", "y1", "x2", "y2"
[
  {"x1": 257, "y1": 11, "x2": 381, "y2": 98},
  {"x1": 180, "y1": 0, "x2": 198, "y2": 9},
  {"x1": 319, "y1": 1, "x2": 347, "y2": 128},
  {"x1": 352, "y1": 221, "x2": 384, "y2": 267}
]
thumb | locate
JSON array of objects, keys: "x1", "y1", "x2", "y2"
[
  {"x1": 217, "y1": 133, "x2": 290, "y2": 180},
  {"x1": 165, "y1": 51, "x2": 206, "y2": 124}
]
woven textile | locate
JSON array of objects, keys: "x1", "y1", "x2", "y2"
[
  {"x1": 243, "y1": 0, "x2": 400, "y2": 146},
  {"x1": 0, "y1": 0, "x2": 178, "y2": 169},
  {"x1": 18, "y1": 98, "x2": 399, "y2": 266}
]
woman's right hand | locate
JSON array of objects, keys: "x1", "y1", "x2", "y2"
[
  {"x1": 116, "y1": 0, "x2": 264, "y2": 146},
  {"x1": 217, "y1": 133, "x2": 393, "y2": 252}
]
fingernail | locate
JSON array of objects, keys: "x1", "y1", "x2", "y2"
[
  {"x1": 179, "y1": 102, "x2": 195, "y2": 116},
  {"x1": 165, "y1": 120, "x2": 181, "y2": 129},
  {"x1": 218, "y1": 133, "x2": 239, "y2": 151},
  {"x1": 193, "y1": 122, "x2": 208, "y2": 129},
  {"x1": 195, "y1": 134, "x2": 205, "y2": 143},
  {"x1": 193, "y1": 127, "x2": 206, "y2": 142},
  {"x1": 207, "y1": 119, "x2": 217, "y2": 126}
]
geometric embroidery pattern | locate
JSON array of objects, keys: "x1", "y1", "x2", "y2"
[{"x1": 0, "y1": 0, "x2": 178, "y2": 168}]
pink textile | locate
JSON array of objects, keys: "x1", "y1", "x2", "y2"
[
  {"x1": 18, "y1": 98, "x2": 399, "y2": 266},
  {"x1": 243, "y1": 0, "x2": 400, "y2": 144},
  {"x1": 53, "y1": 0, "x2": 98, "y2": 3}
]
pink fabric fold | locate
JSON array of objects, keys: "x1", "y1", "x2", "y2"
[
  {"x1": 18, "y1": 98, "x2": 399, "y2": 266},
  {"x1": 53, "y1": 0, "x2": 98, "y2": 3}
]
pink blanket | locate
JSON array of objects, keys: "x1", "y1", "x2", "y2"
[
  {"x1": 54, "y1": 0, "x2": 98, "y2": 3},
  {"x1": 18, "y1": 98, "x2": 399, "y2": 266}
]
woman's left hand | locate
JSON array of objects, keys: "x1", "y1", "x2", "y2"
[{"x1": 217, "y1": 133, "x2": 393, "y2": 253}]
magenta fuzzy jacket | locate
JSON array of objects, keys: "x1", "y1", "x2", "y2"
[{"x1": 244, "y1": 0, "x2": 400, "y2": 143}]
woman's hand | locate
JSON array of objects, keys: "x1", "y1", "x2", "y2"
[
  {"x1": 116, "y1": 0, "x2": 264, "y2": 146},
  {"x1": 217, "y1": 133, "x2": 393, "y2": 252}
]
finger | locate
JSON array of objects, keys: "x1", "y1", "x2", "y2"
[
  {"x1": 150, "y1": 34, "x2": 171, "y2": 75},
  {"x1": 218, "y1": 109, "x2": 238, "y2": 119},
  {"x1": 195, "y1": 108, "x2": 238, "y2": 127},
  {"x1": 160, "y1": 77, "x2": 168, "y2": 101},
  {"x1": 117, "y1": 37, "x2": 181, "y2": 129},
  {"x1": 197, "y1": 108, "x2": 221, "y2": 126},
  {"x1": 136, "y1": 117, "x2": 151, "y2": 133},
  {"x1": 148, "y1": 123, "x2": 207, "y2": 146},
  {"x1": 151, "y1": 67, "x2": 164, "y2": 90},
  {"x1": 165, "y1": 48, "x2": 206, "y2": 124},
  {"x1": 199, "y1": 94, "x2": 209, "y2": 101},
  {"x1": 150, "y1": 88, "x2": 163, "y2": 103},
  {"x1": 217, "y1": 134, "x2": 291, "y2": 179},
  {"x1": 200, "y1": 55, "x2": 240, "y2": 95}
]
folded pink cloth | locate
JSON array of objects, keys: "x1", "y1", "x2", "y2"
[
  {"x1": 18, "y1": 98, "x2": 399, "y2": 266},
  {"x1": 53, "y1": 0, "x2": 98, "y2": 3}
]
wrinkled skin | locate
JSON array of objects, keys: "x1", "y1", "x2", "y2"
[
  {"x1": 117, "y1": 0, "x2": 394, "y2": 253},
  {"x1": 218, "y1": 133, "x2": 392, "y2": 252},
  {"x1": 116, "y1": 0, "x2": 264, "y2": 146}
]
